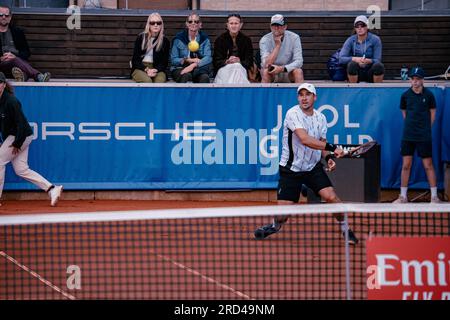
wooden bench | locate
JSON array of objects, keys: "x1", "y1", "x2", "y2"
[{"x1": 12, "y1": 11, "x2": 450, "y2": 80}]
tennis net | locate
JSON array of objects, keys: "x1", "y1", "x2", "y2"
[{"x1": 1, "y1": 203, "x2": 449, "y2": 300}]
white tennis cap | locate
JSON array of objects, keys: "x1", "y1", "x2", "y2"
[
  {"x1": 297, "y1": 83, "x2": 317, "y2": 95},
  {"x1": 354, "y1": 15, "x2": 369, "y2": 26}
]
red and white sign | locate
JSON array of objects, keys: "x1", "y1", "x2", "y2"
[{"x1": 367, "y1": 237, "x2": 450, "y2": 300}]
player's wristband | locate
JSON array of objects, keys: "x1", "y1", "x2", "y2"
[
  {"x1": 325, "y1": 154, "x2": 333, "y2": 162},
  {"x1": 283, "y1": 66, "x2": 288, "y2": 72},
  {"x1": 324, "y1": 142, "x2": 337, "y2": 152}
]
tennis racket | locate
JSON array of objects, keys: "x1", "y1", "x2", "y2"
[
  {"x1": 343, "y1": 140, "x2": 378, "y2": 158},
  {"x1": 394, "y1": 65, "x2": 450, "y2": 80}
]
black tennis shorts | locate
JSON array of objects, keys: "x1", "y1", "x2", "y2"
[
  {"x1": 401, "y1": 140, "x2": 432, "y2": 158},
  {"x1": 277, "y1": 162, "x2": 333, "y2": 203}
]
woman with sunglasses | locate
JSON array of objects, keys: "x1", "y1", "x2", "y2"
[
  {"x1": 131, "y1": 13, "x2": 170, "y2": 83},
  {"x1": 213, "y1": 14, "x2": 253, "y2": 84},
  {"x1": 339, "y1": 15, "x2": 384, "y2": 83},
  {"x1": 170, "y1": 13, "x2": 212, "y2": 83}
]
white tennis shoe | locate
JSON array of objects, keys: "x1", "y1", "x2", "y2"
[
  {"x1": 392, "y1": 195, "x2": 408, "y2": 204},
  {"x1": 430, "y1": 196, "x2": 443, "y2": 204},
  {"x1": 49, "y1": 185, "x2": 63, "y2": 206}
]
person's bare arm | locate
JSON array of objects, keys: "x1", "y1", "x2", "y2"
[
  {"x1": 430, "y1": 108, "x2": 436, "y2": 125},
  {"x1": 294, "y1": 128, "x2": 344, "y2": 157},
  {"x1": 264, "y1": 35, "x2": 283, "y2": 68}
]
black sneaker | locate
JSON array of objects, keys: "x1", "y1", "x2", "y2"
[
  {"x1": 36, "y1": 72, "x2": 51, "y2": 82},
  {"x1": 254, "y1": 223, "x2": 281, "y2": 240},
  {"x1": 343, "y1": 229, "x2": 359, "y2": 245}
]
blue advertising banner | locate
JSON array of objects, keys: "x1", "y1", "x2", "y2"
[{"x1": 4, "y1": 84, "x2": 447, "y2": 190}]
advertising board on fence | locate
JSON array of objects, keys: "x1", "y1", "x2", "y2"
[{"x1": 5, "y1": 85, "x2": 448, "y2": 190}]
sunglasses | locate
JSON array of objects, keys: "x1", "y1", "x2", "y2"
[
  {"x1": 0, "y1": 14, "x2": 10, "y2": 18},
  {"x1": 188, "y1": 20, "x2": 200, "y2": 24},
  {"x1": 149, "y1": 21, "x2": 162, "y2": 26}
]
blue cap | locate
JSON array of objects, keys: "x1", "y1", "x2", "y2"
[{"x1": 409, "y1": 66, "x2": 425, "y2": 79}]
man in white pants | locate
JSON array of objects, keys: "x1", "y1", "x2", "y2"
[{"x1": 0, "y1": 72, "x2": 62, "y2": 206}]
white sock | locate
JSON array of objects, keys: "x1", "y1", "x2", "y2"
[
  {"x1": 431, "y1": 187, "x2": 437, "y2": 198},
  {"x1": 272, "y1": 218, "x2": 281, "y2": 228},
  {"x1": 400, "y1": 187, "x2": 408, "y2": 198},
  {"x1": 339, "y1": 220, "x2": 349, "y2": 233}
]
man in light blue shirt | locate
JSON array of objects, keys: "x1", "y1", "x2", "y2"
[
  {"x1": 259, "y1": 14, "x2": 303, "y2": 83},
  {"x1": 339, "y1": 15, "x2": 384, "y2": 83}
]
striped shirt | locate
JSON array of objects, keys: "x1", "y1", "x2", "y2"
[{"x1": 279, "y1": 105, "x2": 327, "y2": 172}]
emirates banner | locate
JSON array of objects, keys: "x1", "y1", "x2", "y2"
[{"x1": 367, "y1": 237, "x2": 450, "y2": 300}]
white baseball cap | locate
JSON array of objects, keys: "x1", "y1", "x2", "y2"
[
  {"x1": 354, "y1": 15, "x2": 369, "y2": 26},
  {"x1": 297, "y1": 83, "x2": 317, "y2": 95},
  {"x1": 270, "y1": 14, "x2": 285, "y2": 26}
]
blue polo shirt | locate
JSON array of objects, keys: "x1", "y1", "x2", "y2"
[{"x1": 400, "y1": 87, "x2": 436, "y2": 142}]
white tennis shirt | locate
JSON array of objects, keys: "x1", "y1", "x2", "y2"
[{"x1": 279, "y1": 105, "x2": 328, "y2": 172}]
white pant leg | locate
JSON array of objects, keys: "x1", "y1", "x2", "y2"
[
  {"x1": 11, "y1": 136, "x2": 53, "y2": 191},
  {"x1": 0, "y1": 135, "x2": 17, "y2": 199},
  {"x1": 0, "y1": 135, "x2": 52, "y2": 199}
]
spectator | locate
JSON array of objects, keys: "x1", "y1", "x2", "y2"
[
  {"x1": 393, "y1": 67, "x2": 442, "y2": 203},
  {"x1": 339, "y1": 15, "x2": 384, "y2": 83},
  {"x1": 0, "y1": 5, "x2": 50, "y2": 82},
  {"x1": 170, "y1": 13, "x2": 212, "y2": 83},
  {"x1": 259, "y1": 14, "x2": 303, "y2": 83},
  {"x1": 213, "y1": 13, "x2": 253, "y2": 84},
  {"x1": 131, "y1": 13, "x2": 170, "y2": 83}
]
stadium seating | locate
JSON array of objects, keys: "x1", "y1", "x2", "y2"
[{"x1": 12, "y1": 11, "x2": 450, "y2": 80}]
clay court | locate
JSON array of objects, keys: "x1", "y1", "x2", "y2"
[
  {"x1": 0, "y1": 200, "x2": 351, "y2": 300},
  {"x1": 1, "y1": 199, "x2": 449, "y2": 300}
]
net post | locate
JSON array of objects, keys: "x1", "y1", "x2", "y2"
[{"x1": 344, "y1": 212, "x2": 352, "y2": 300}]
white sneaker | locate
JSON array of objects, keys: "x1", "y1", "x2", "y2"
[
  {"x1": 392, "y1": 195, "x2": 408, "y2": 204},
  {"x1": 49, "y1": 185, "x2": 63, "y2": 206},
  {"x1": 430, "y1": 196, "x2": 443, "y2": 204},
  {"x1": 12, "y1": 67, "x2": 25, "y2": 82}
]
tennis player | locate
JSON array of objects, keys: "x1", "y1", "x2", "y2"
[{"x1": 254, "y1": 83, "x2": 359, "y2": 245}]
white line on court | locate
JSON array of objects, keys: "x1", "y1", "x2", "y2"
[
  {"x1": 150, "y1": 249, "x2": 253, "y2": 300},
  {"x1": 0, "y1": 251, "x2": 76, "y2": 300}
]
